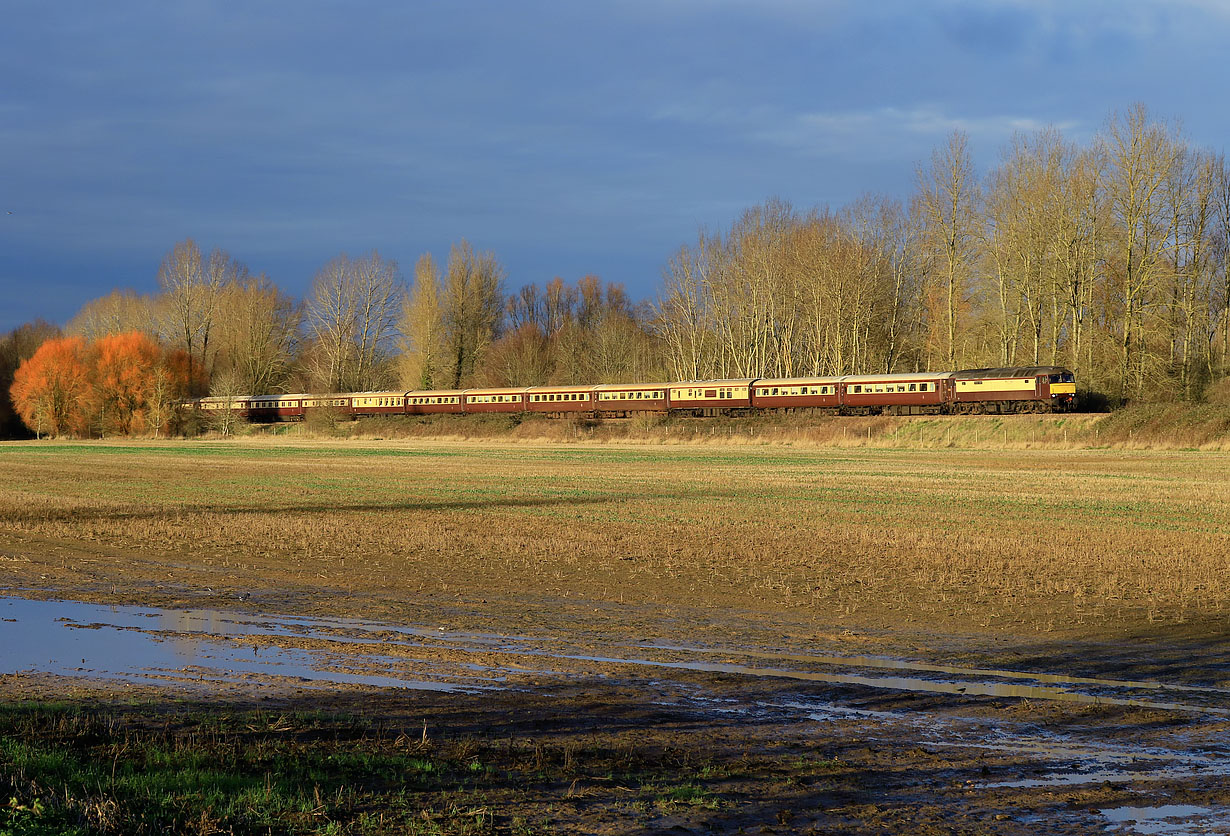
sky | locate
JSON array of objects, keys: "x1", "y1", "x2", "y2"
[{"x1": 3, "y1": 0, "x2": 1230, "y2": 332}]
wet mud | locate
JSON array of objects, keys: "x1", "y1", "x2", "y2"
[{"x1": 3, "y1": 593, "x2": 1229, "y2": 834}]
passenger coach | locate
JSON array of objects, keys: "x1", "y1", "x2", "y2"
[
  {"x1": 248, "y1": 394, "x2": 304, "y2": 422},
  {"x1": 464, "y1": 388, "x2": 528, "y2": 413},
  {"x1": 838, "y1": 372, "x2": 952, "y2": 415},
  {"x1": 667, "y1": 379, "x2": 755, "y2": 416},
  {"x1": 406, "y1": 391, "x2": 464, "y2": 415},
  {"x1": 526, "y1": 385, "x2": 597, "y2": 416},
  {"x1": 350, "y1": 392, "x2": 405, "y2": 417},
  {"x1": 750, "y1": 377, "x2": 841, "y2": 412},
  {"x1": 593, "y1": 383, "x2": 669, "y2": 417}
]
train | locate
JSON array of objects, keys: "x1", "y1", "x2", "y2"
[{"x1": 188, "y1": 365, "x2": 1077, "y2": 423}]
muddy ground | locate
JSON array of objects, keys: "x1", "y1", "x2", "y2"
[
  {"x1": 3, "y1": 579, "x2": 1229, "y2": 834},
  {"x1": 2, "y1": 442, "x2": 1229, "y2": 833}
]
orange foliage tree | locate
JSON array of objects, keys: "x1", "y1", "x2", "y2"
[
  {"x1": 11, "y1": 332, "x2": 190, "y2": 437},
  {"x1": 9, "y1": 336, "x2": 92, "y2": 437},
  {"x1": 89, "y1": 332, "x2": 189, "y2": 435}
]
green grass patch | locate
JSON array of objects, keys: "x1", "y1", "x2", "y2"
[{"x1": 0, "y1": 702, "x2": 750, "y2": 836}]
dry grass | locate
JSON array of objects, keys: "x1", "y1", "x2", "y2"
[
  {"x1": 1, "y1": 439, "x2": 1227, "y2": 635},
  {"x1": 232, "y1": 407, "x2": 1230, "y2": 452}
]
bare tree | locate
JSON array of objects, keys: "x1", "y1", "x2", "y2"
[
  {"x1": 350, "y1": 252, "x2": 404, "y2": 390},
  {"x1": 157, "y1": 241, "x2": 238, "y2": 394},
  {"x1": 67, "y1": 290, "x2": 158, "y2": 341},
  {"x1": 1052, "y1": 147, "x2": 1104, "y2": 379},
  {"x1": 1214, "y1": 156, "x2": 1230, "y2": 376},
  {"x1": 304, "y1": 252, "x2": 404, "y2": 392},
  {"x1": 212, "y1": 276, "x2": 301, "y2": 396},
  {"x1": 917, "y1": 131, "x2": 981, "y2": 369},
  {"x1": 441, "y1": 241, "x2": 504, "y2": 389},
  {"x1": 398, "y1": 253, "x2": 445, "y2": 389},
  {"x1": 657, "y1": 240, "x2": 717, "y2": 381},
  {"x1": 1101, "y1": 105, "x2": 1183, "y2": 399},
  {"x1": 305, "y1": 256, "x2": 356, "y2": 392}
]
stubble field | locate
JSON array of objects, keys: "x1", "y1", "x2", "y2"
[
  {"x1": 2, "y1": 438, "x2": 1228, "y2": 633},
  {"x1": 2, "y1": 437, "x2": 1229, "y2": 834}
]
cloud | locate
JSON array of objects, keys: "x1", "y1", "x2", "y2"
[{"x1": 654, "y1": 102, "x2": 1083, "y2": 162}]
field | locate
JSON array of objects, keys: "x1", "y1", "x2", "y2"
[
  {"x1": 3, "y1": 438, "x2": 1229, "y2": 631},
  {"x1": 2, "y1": 437, "x2": 1229, "y2": 834}
]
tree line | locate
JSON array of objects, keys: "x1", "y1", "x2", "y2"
[
  {"x1": 4, "y1": 104, "x2": 1230, "y2": 437},
  {"x1": 661, "y1": 105, "x2": 1230, "y2": 402}
]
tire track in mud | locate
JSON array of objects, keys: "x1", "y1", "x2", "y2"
[
  {"x1": 5, "y1": 595, "x2": 1230, "y2": 716},
  {"x1": 6, "y1": 595, "x2": 1230, "y2": 833}
]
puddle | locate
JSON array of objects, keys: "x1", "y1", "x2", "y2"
[
  {"x1": 553, "y1": 651, "x2": 1230, "y2": 717},
  {"x1": 643, "y1": 643, "x2": 1230, "y2": 696},
  {"x1": 6, "y1": 595, "x2": 1230, "y2": 818},
  {"x1": 0, "y1": 597, "x2": 506, "y2": 692},
  {"x1": 763, "y1": 696, "x2": 1230, "y2": 793},
  {"x1": 4, "y1": 596, "x2": 1230, "y2": 719},
  {"x1": 1101, "y1": 805, "x2": 1225, "y2": 835}
]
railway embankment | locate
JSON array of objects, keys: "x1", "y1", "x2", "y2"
[{"x1": 248, "y1": 401, "x2": 1230, "y2": 451}]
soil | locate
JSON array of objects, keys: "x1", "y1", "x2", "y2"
[
  {"x1": 3, "y1": 561, "x2": 1229, "y2": 833},
  {"x1": 2, "y1": 441, "x2": 1229, "y2": 833}
]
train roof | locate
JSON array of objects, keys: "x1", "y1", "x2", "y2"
[
  {"x1": 405, "y1": 389, "x2": 465, "y2": 397},
  {"x1": 525, "y1": 384, "x2": 599, "y2": 393},
  {"x1": 754, "y1": 376, "x2": 843, "y2": 386},
  {"x1": 668, "y1": 378, "x2": 758, "y2": 387},
  {"x1": 952, "y1": 366, "x2": 1072, "y2": 379},
  {"x1": 462, "y1": 387, "x2": 532, "y2": 395},
  {"x1": 592, "y1": 382, "x2": 669, "y2": 391},
  {"x1": 838, "y1": 372, "x2": 954, "y2": 383}
]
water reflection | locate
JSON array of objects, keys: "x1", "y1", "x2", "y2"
[
  {"x1": 0, "y1": 597, "x2": 498, "y2": 692},
  {"x1": 2, "y1": 595, "x2": 1229, "y2": 718},
  {"x1": 1100, "y1": 805, "x2": 1220, "y2": 836}
]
